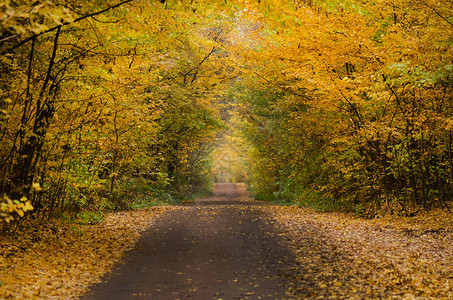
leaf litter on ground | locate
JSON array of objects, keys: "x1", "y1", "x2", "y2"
[
  {"x1": 0, "y1": 207, "x2": 172, "y2": 299},
  {"x1": 267, "y1": 206, "x2": 453, "y2": 299},
  {"x1": 1, "y1": 203, "x2": 452, "y2": 299}
]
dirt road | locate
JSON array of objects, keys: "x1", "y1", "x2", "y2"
[{"x1": 80, "y1": 183, "x2": 296, "y2": 300}]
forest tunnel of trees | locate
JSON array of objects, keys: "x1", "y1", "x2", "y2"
[{"x1": 1, "y1": 0, "x2": 452, "y2": 227}]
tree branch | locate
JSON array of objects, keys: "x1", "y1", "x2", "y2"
[
  {"x1": 1, "y1": 0, "x2": 134, "y2": 55},
  {"x1": 419, "y1": 0, "x2": 453, "y2": 27},
  {"x1": 252, "y1": 70, "x2": 308, "y2": 98},
  {"x1": 0, "y1": 34, "x2": 21, "y2": 45}
]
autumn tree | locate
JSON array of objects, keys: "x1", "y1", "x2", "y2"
[
  {"x1": 232, "y1": 0, "x2": 453, "y2": 215},
  {"x1": 0, "y1": 0, "x2": 235, "y2": 225},
  {"x1": 2, "y1": 0, "x2": 451, "y2": 225}
]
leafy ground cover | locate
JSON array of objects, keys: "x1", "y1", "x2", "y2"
[
  {"x1": 272, "y1": 207, "x2": 453, "y2": 299},
  {"x1": 1, "y1": 203, "x2": 452, "y2": 299},
  {"x1": 0, "y1": 207, "x2": 172, "y2": 299}
]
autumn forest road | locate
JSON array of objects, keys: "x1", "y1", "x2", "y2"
[{"x1": 80, "y1": 183, "x2": 296, "y2": 300}]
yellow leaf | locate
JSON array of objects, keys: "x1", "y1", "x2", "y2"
[
  {"x1": 24, "y1": 201, "x2": 34, "y2": 211},
  {"x1": 32, "y1": 182, "x2": 43, "y2": 191}
]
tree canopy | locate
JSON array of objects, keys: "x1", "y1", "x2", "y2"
[{"x1": 1, "y1": 0, "x2": 452, "y2": 225}]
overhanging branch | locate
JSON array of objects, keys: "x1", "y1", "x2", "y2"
[{"x1": 1, "y1": 0, "x2": 134, "y2": 55}]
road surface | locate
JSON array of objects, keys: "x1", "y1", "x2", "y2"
[{"x1": 80, "y1": 183, "x2": 296, "y2": 300}]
